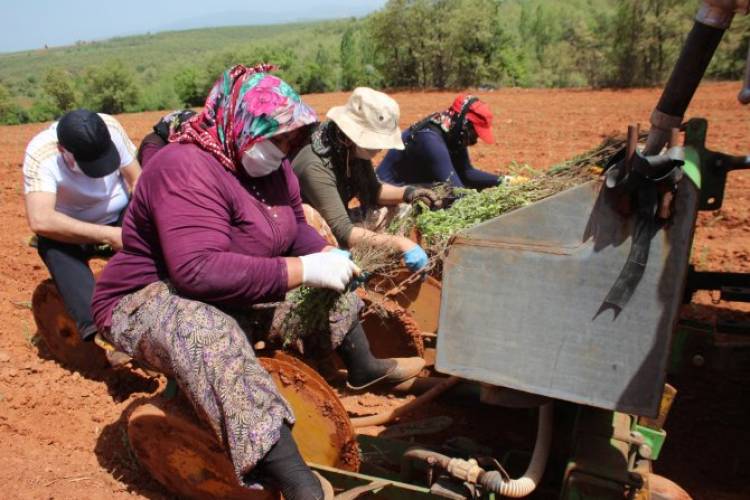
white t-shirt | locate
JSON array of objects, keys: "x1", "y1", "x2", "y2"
[{"x1": 22, "y1": 114, "x2": 137, "y2": 225}]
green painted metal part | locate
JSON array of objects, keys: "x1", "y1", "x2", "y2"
[
  {"x1": 561, "y1": 407, "x2": 643, "y2": 500},
  {"x1": 683, "y1": 146, "x2": 702, "y2": 189},
  {"x1": 634, "y1": 424, "x2": 667, "y2": 461}
]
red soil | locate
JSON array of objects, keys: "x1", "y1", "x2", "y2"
[{"x1": 0, "y1": 82, "x2": 748, "y2": 499}]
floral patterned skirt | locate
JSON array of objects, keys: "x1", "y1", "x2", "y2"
[{"x1": 105, "y1": 280, "x2": 361, "y2": 486}]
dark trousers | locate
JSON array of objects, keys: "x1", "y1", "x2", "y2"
[
  {"x1": 37, "y1": 237, "x2": 99, "y2": 341},
  {"x1": 36, "y1": 210, "x2": 124, "y2": 341}
]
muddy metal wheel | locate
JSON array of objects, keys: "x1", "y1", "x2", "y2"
[
  {"x1": 648, "y1": 474, "x2": 692, "y2": 500},
  {"x1": 360, "y1": 293, "x2": 424, "y2": 359},
  {"x1": 31, "y1": 279, "x2": 108, "y2": 370},
  {"x1": 368, "y1": 268, "x2": 442, "y2": 334},
  {"x1": 127, "y1": 352, "x2": 358, "y2": 499},
  {"x1": 261, "y1": 352, "x2": 360, "y2": 471}
]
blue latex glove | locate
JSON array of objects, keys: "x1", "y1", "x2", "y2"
[
  {"x1": 329, "y1": 248, "x2": 352, "y2": 260},
  {"x1": 329, "y1": 248, "x2": 362, "y2": 290},
  {"x1": 402, "y1": 244, "x2": 428, "y2": 272},
  {"x1": 345, "y1": 271, "x2": 371, "y2": 292}
]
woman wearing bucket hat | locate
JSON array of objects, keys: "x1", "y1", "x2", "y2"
[
  {"x1": 376, "y1": 94, "x2": 501, "y2": 190},
  {"x1": 92, "y1": 66, "x2": 423, "y2": 499},
  {"x1": 290, "y1": 87, "x2": 438, "y2": 273}
]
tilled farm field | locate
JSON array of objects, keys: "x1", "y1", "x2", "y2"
[{"x1": 0, "y1": 82, "x2": 748, "y2": 499}]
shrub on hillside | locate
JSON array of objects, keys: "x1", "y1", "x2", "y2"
[
  {"x1": 139, "y1": 80, "x2": 180, "y2": 112},
  {"x1": 82, "y1": 60, "x2": 141, "y2": 114},
  {"x1": 28, "y1": 96, "x2": 61, "y2": 122},
  {"x1": 42, "y1": 68, "x2": 78, "y2": 114},
  {"x1": 174, "y1": 66, "x2": 209, "y2": 107},
  {"x1": 0, "y1": 83, "x2": 28, "y2": 125}
]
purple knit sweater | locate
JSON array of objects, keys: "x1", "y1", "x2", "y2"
[{"x1": 92, "y1": 142, "x2": 326, "y2": 329}]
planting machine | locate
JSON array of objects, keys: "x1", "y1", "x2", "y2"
[{"x1": 30, "y1": 1, "x2": 750, "y2": 498}]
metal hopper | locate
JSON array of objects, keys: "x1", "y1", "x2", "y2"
[{"x1": 436, "y1": 170, "x2": 700, "y2": 416}]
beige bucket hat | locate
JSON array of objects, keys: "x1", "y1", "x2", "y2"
[{"x1": 326, "y1": 87, "x2": 405, "y2": 150}]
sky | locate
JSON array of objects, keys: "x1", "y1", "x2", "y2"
[{"x1": 0, "y1": 0, "x2": 387, "y2": 54}]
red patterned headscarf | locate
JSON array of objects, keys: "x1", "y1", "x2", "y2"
[{"x1": 171, "y1": 64, "x2": 318, "y2": 171}]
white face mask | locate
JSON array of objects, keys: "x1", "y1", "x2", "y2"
[{"x1": 241, "y1": 140, "x2": 286, "y2": 177}]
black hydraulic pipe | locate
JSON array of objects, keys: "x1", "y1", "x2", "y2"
[{"x1": 655, "y1": 22, "x2": 726, "y2": 118}]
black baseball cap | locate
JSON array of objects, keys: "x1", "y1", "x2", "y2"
[{"x1": 57, "y1": 109, "x2": 120, "y2": 178}]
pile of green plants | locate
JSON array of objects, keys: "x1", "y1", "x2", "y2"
[
  {"x1": 279, "y1": 286, "x2": 341, "y2": 348},
  {"x1": 397, "y1": 133, "x2": 634, "y2": 251},
  {"x1": 414, "y1": 184, "x2": 533, "y2": 247}
]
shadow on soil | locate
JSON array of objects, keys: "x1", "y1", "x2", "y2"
[
  {"x1": 94, "y1": 396, "x2": 174, "y2": 499},
  {"x1": 32, "y1": 335, "x2": 160, "y2": 402},
  {"x1": 656, "y1": 303, "x2": 750, "y2": 499}
]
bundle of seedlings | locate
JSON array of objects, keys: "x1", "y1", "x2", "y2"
[
  {"x1": 403, "y1": 132, "x2": 642, "y2": 252},
  {"x1": 278, "y1": 239, "x2": 401, "y2": 346}
]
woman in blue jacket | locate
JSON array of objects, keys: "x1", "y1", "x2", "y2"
[{"x1": 376, "y1": 94, "x2": 500, "y2": 190}]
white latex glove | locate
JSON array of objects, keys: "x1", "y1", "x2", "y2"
[{"x1": 299, "y1": 252, "x2": 361, "y2": 292}]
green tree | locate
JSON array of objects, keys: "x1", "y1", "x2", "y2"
[
  {"x1": 708, "y1": 13, "x2": 750, "y2": 79},
  {"x1": 369, "y1": 0, "x2": 423, "y2": 87},
  {"x1": 297, "y1": 46, "x2": 336, "y2": 94},
  {"x1": 42, "y1": 68, "x2": 78, "y2": 113},
  {"x1": 607, "y1": 0, "x2": 689, "y2": 87},
  {"x1": 443, "y1": 0, "x2": 500, "y2": 88},
  {"x1": 204, "y1": 50, "x2": 243, "y2": 86},
  {"x1": 174, "y1": 66, "x2": 209, "y2": 107},
  {"x1": 82, "y1": 60, "x2": 141, "y2": 114},
  {"x1": 340, "y1": 26, "x2": 363, "y2": 90},
  {"x1": 139, "y1": 80, "x2": 180, "y2": 112},
  {"x1": 28, "y1": 96, "x2": 60, "y2": 122},
  {"x1": 0, "y1": 83, "x2": 27, "y2": 124},
  {"x1": 351, "y1": 25, "x2": 384, "y2": 88},
  {"x1": 368, "y1": 0, "x2": 505, "y2": 89}
]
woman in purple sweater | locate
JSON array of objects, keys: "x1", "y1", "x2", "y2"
[{"x1": 92, "y1": 65, "x2": 423, "y2": 499}]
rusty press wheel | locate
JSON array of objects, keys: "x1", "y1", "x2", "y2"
[
  {"x1": 261, "y1": 352, "x2": 359, "y2": 471},
  {"x1": 368, "y1": 268, "x2": 442, "y2": 334},
  {"x1": 360, "y1": 293, "x2": 424, "y2": 359},
  {"x1": 127, "y1": 352, "x2": 358, "y2": 499},
  {"x1": 648, "y1": 474, "x2": 692, "y2": 500},
  {"x1": 31, "y1": 279, "x2": 108, "y2": 370}
]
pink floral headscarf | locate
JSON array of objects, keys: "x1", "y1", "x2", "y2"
[{"x1": 172, "y1": 64, "x2": 318, "y2": 171}]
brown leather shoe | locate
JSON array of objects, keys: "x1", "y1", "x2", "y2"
[{"x1": 346, "y1": 357, "x2": 425, "y2": 391}]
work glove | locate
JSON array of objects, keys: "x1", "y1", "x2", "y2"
[
  {"x1": 299, "y1": 251, "x2": 360, "y2": 292},
  {"x1": 403, "y1": 186, "x2": 442, "y2": 209},
  {"x1": 326, "y1": 248, "x2": 370, "y2": 290},
  {"x1": 500, "y1": 175, "x2": 530, "y2": 187},
  {"x1": 402, "y1": 244, "x2": 429, "y2": 272},
  {"x1": 328, "y1": 248, "x2": 352, "y2": 259}
]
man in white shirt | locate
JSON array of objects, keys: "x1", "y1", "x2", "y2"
[{"x1": 23, "y1": 109, "x2": 141, "y2": 342}]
